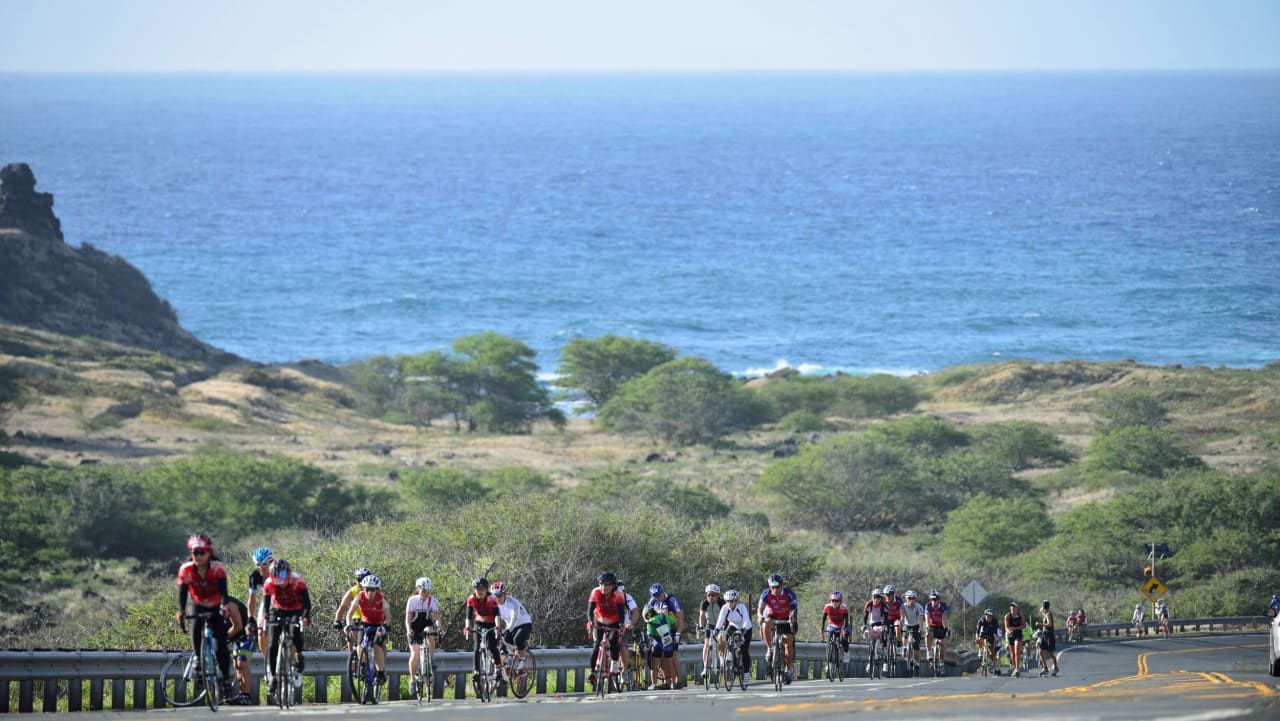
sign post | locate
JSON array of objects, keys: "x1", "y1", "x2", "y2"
[{"x1": 962, "y1": 581, "x2": 988, "y2": 642}]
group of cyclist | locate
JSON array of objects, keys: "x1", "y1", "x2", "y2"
[
  {"x1": 825, "y1": 585, "x2": 952, "y2": 676},
  {"x1": 1131, "y1": 598, "x2": 1173, "y2": 636},
  {"x1": 174, "y1": 535, "x2": 312, "y2": 706},
  {"x1": 974, "y1": 600, "x2": 1061, "y2": 677}
]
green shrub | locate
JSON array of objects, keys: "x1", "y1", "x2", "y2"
[
  {"x1": 1083, "y1": 426, "x2": 1203, "y2": 478},
  {"x1": 941, "y1": 494, "x2": 1052, "y2": 564},
  {"x1": 776, "y1": 410, "x2": 827, "y2": 432},
  {"x1": 971, "y1": 421, "x2": 1075, "y2": 471}
]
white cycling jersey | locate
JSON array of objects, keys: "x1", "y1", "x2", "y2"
[
  {"x1": 405, "y1": 594, "x2": 440, "y2": 620},
  {"x1": 715, "y1": 602, "x2": 754, "y2": 632},
  {"x1": 899, "y1": 602, "x2": 926, "y2": 626},
  {"x1": 497, "y1": 594, "x2": 533, "y2": 629}
]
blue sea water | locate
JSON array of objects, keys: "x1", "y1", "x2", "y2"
[{"x1": 1, "y1": 72, "x2": 1278, "y2": 375}]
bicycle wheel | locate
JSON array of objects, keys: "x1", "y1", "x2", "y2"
[
  {"x1": 347, "y1": 648, "x2": 363, "y2": 704},
  {"x1": 772, "y1": 638, "x2": 784, "y2": 691},
  {"x1": 201, "y1": 636, "x2": 220, "y2": 711},
  {"x1": 160, "y1": 651, "x2": 206, "y2": 707},
  {"x1": 595, "y1": 641, "x2": 610, "y2": 698},
  {"x1": 356, "y1": 647, "x2": 372, "y2": 704},
  {"x1": 723, "y1": 652, "x2": 736, "y2": 692},
  {"x1": 887, "y1": 634, "x2": 899, "y2": 677},
  {"x1": 509, "y1": 650, "x2": 535, "y2": 699},
  {"x1": 275, "y1": 634, "x2": 292, "y2": 709}
]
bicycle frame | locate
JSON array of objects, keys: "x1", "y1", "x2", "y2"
[
  {"x1": 412, "y1": 628, "x2": 441, "y2": 703},
  {"x1": 497, "y1": 631, "x2": 536, "y2": 699},
  {"x1": 592, "y1": 624, "x2": 620, "y2": 698},
  {"x1": 472, "y1": 626, "x2": 497, "y2": 703},
  {"x1": 721, "y1": 628, "x2": 747, "y2": 691}
]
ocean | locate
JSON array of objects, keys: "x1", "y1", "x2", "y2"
[{"x1": 1, "y1": 72, "x2": 1278, "y2": 375}]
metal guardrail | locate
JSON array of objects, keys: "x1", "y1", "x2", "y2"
[{"x1": 2, "y1": 616, "x2": 1266, "y2": 713}]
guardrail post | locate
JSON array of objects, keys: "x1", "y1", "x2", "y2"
[
  {"x1": 536, "y1": 668, "x2": 547, "y2": 695},
  {"x1": 68, "y1": 679, "x2": 82, "y2": 712},
  {"x1": 388, "y1": 672, "x2": 401, "y2": 701},
  {"x1": 313, "y1": 673, "x2": 327, "y2": 703},
  {"x1": 18, "y1": 680, "x2": 33, "y2": 712},
  {"x1": 573, "y1": 667, "x2": 584, "y2": 693},
  {"x1": 453, "y1": 671, "x2": 466, "y2": 699},
  {"x1": 432, "y1": 670, "x2": 445, "y2": 699},
  {"x1": 555, "y1": 668, "x2": 566, "y2": 694},
  {"x1": 41, "y1": 680, "x2": 57, "y2": 712},
  {"x1": 110, "y1": 678, "x2": 125, "y2": 710},
  {"x1": 89, "y1": 678, "x2": 103, "y2": 710},
  {"x1": 132, "y1": 678, "x2": 146, "y2": 709}
]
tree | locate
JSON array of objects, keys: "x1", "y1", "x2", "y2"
[
  {"x1": 971, "y1": 421, "x2": 1075, "y2": 471},
  {"x1": 596, "y1": 357, "x2": 749, "y2": 445},
  {"x1": 865, "y1": 415, "x2": 970, "y2": 455},
  {"x1": 1092, "y1": 388, "x2": 1169, "y2": 430},
  {"x1": 941, "y1": 494, "x2": 1052, "y2": 564},
  {"x1": 451, "y1": 332, "x2": 562, "y2": 433},
  {"x1": 1083, "y1": 426, "x2": 1203, "y2": 478},
  {"x1": 556, "y1": 335, "x2": 677, "y2": 410}
]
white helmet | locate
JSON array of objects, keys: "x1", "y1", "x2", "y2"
[
  {"x1": 724, "y1": 589, "x2": 740, "y2": 601},
  {"x1": 883, "y1": 584, "x2": 896, "y2": 594},
  {"x1": 415, "y1": 577, "x2": 433, "y2": 592},
  {"x1": 361, "y1": 574, "x2": 382, "y2": 590},
  {"x1": 905, "y1": 590, "x2": 917, "y2": 599},
  {"x1": 872, "y1": 587, "x2": 883, "y2": 597},
  {"x1": 705, "y1": 583, "x2": 721, "y2": 594}
]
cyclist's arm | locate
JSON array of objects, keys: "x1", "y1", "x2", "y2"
[
  {"x1": 217, "y1": 576, "x2": 229, "y2": 607},
  {"x1": 226, "y1": 602, "x2": 244, "y2": 638},
  {"x1": 334, "y1": 588, "x2": 355, "y2": 625},
  {"x1": 675, "y1": 607, "x2": 686, "y2": 636},
  {"x1": 586, "y1": 600, "x2": 597, "y2": 630}
]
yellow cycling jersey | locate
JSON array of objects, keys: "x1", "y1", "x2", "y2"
[{"x1": 349, "y1": 584, "x2": 363, "y2": 619}]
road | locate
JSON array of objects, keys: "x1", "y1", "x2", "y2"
[{"x1": 109, "y1": 634, "x2": 1279, "y2": 721}]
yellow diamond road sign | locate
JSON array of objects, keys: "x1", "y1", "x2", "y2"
[{"x1": 1142, "y1": 576, "x2": 1167, "y2": 600}]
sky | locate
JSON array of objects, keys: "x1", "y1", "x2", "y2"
[{"x1": 1, "y1": 0, "x2": 1278, "y2": 72}]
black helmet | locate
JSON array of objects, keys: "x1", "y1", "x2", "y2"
[
  {"x1": 472, "y1": 577, "x2": 490, "y2": 588},
  {"x1": 767, "y1": 573, "x2": 783, "y2": 587},
  {"x1": 597, "y1": 571, "x2": 617, "y2": 585}
]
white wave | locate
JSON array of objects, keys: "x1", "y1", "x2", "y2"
[{"x1": 738, "y1": 360, "x2": 825, "y2": 378}]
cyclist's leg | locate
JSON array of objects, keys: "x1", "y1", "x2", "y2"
[
  {"x1": 408, "y1": 633, "x2": 421, "y2": 681},
  {"x1": 486, "y1": 628, "x2": 503, "y2": 676}
]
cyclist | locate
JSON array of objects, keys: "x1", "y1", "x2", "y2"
[
  {"x1": 924, "y1": 591, "x2": 950, "y2": 676},
  {"x1": 492, "y1": 581, "x2": 534, "y2": 677},
  {"x1": 246, "y1": 547, "x2": 273, "y2": 668},
  {"x1": 1004, "y1": 601, "x2": 1025, "y2": 677},
  {"x1": 334, "y1": 567, "x2": 373, "y2": 654},
  {"x1": 646, "y1": 600, "x2": 680, "y2": 689},
  {"x1": 405, "y1": 577, "x2": 441, "y2": 697},
  {"x1": 975, "y1": 608, "x2": 1001, "y2": 675},
  {"x1": 820, "y1": 591, "x2": 851, "y2": 663},
  {"x1": 1270, "y1": 594, "x2": 1280, "y2": 617},
  {"x1": 224, "y1": 594, "x2": 255, "y2": 703},
  {"x1": 617, "y1": 582, "x2": 640, "y2": 680},
  {"x1": 346, "y1": 574, "x2": 392, "y2": 687},
  {"x1": 899, "y1": 590, "x2": 927, "y2": 673},
  {"x1": 1156, "y1": 598, "x2": 1171, "y2": 636},
  {"x1": 1132, "y1": 602, "x2": 1147, "y2": 636},
  {"x1": 758, "y1": 573, "x2": 798, "y2": 684},
  {"x1": 463, "y1": 577, "x2": 505, "y2": 685},
  {"x1": 586, "y1": 571, "x2": 631, "y2": 687},
  {"x1": 698, "y1": 584, "x2": 724, "y2": 682},
  {"x1": 174, "y1": 533, "x2": 238, "y2": 703},
  {"x1": 715, "y1": 589, "x2": 754, "y2": 684},
  {"x1": 882, "y1": 583, "x2": 904, "y2": 651},
  {"x1": 644, "y1": 583, "x2": 686, "y2": 688},
  {"x1": 862, "y1": 588, "x2": 888, "y2": 674},
  {"x1": 1066, "y1": 608, "x2": 1083, "y2": 642},
  {"x1": 1038, "y1": 600, "x2": 1060, "y2": 677},
  {"x1": 261, "y1": 558, "x2": 312, "y2": 700}
]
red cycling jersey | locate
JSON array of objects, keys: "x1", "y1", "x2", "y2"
[
  {"x1": 926, "y1": 602, "x2": 948, "y2": 627},
  {"x1": 263, "y1": 573, "x2": 309, "y2": 612},
  {"x1": 176, "y1": 561, "x2": 227, "y2": 606},
  {"x1": 883, "y1": 597, "x2": 902, "y2": 621},
  {"x1": 589, "y1": 587, "x2": 628, "y2": 625},
  {"x1": 823, "y1": 603, "x2": 850, "y2": 628},
  {"x1": 466, "y1": 594, "x2": 500, "y2": 625},
  {"x1": 356, "y1": 590, "x2": 386, "y2": 625},
  {"x1": 760, "y1": 589, "x2": 795, "y2": 620}
]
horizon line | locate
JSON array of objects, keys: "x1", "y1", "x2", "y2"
[{"x1": 3, "y1": 67, "x2": 1279, "y2": 76}]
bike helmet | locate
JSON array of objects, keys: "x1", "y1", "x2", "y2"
[
  {"x1": 767, "y1": 573, "x2": 783, "y2": 587},
  {"x1": 983, "y1": 608, "x2": 994, "y2": 615},
  {"x1": 653, "y1": 601, "x2": 669, "y2": 614},
  {"x1": 361, "y1": 574, "x2": 381, "y2": 590},
  {"x1": 1135, "y1": 603, "x2": 1143, "y2": 609},
  {"x1": 415, "y1": 577, "x2": 433, "y2": 592},
  {"x1": 354, "y1": 567, "x2": 372, "y2": 582},
  {"x1": 1042, "y1": 600, "x2": 1051, "y2": 608},
  {"x1": 597, "y1": 571, "x2": 617, "y2": 585},
  {"x1": 705, "y1": 583, "x2": 721, "y2": 595},
  {"x1": 472, "y1": 577, "x2": 490, "y2": 589},
  {"x1": 929, "y1": 591, "x2": 940, "y2": 600},
  {"x1": 872, "y1": 587, "x2": 883, "y2": 597},
  {"x1": 649, "y1": 583, "x2": 664, "y2": 597},
  {"x1": 270, "y1": 559, "x2": 291, "y2": 582},
  {"x1": 491, "y1": 581, "x2": 507, "y2": 595},
  {"x1": 830, "y1": 591, "x2": 843, "y2": 602},
  {"x1": 251, "y1": 547, "x2": 272, "y2": 565},
  {"x1": 617, "y1": 583, "x2": 626, "y2": 592},
  {"x1": 724, "y1": 589, "x2": 740, "y2": 601},
  {"x1": 187, "y1": 534, "x2": 213, "y2": 552},
  {"x1": 905, "y1": 590, "x2": 917, "y2": 599},
  {"x1": 883, "y1": 584, "x2": 896, "y2": 595}
]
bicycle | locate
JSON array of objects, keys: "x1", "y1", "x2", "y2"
[
  {"x1": 350, "y1": 622, "x2": 385, "y2": 705},
  {"x1": 701, "y1": 627, "x2": 722, "y2": 690},
  {"x1": 1159, "y1": 615, "x2": 1172, "y2": 640},
  {"x1": 824, "y1": 630, "x2": 845, "y2": 682},
  {"x1": 591, "y1": 624, "x2": 623, "y2": 698},
  {"x1": 864, "y1": 624, "x2": 886, "y2": 679},
  {"x1": 469, "y1": 626, "x2": 499, "y2": 703},
  {"x1": 270, "y1": 613, "x2": 304, "y2": 709},
  {"x1": 885, "y1": 622, "x2": 900, "y2": 677},
  {"x1": 766, "y1": 618, "x2": 788, "y2": 691},
  {"x1": 160, "y1": 609, "x2": 226, "y2": 710},
  {"x1": 410, "y1": 629, "x2": 442, "y2": 703},
  {"x1": 976, "y1": 637, "x2": 1000, "y2": 677},
  {"x1": 497, "y1": 631, "x2": 537, "y2": 699},
  {"x1": 625, "y1": 632, "x2": 650, "y2": 692},
  {"x1": 1066, "y1": 622, "x2": 1083, "y2": 644},
  {"x1": 926, "y1": 627, "x2": 944, "y2": 678},
  {"x1": 721, "y1": 627, "x2": 748, "y2": 692},
  {"x1": 901, "y1": 625, "x2": 920, "y2": 677}
]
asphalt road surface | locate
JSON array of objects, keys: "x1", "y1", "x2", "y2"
[{"x1": 109, "y1": 634, "x2": 1279, "y2": 721}]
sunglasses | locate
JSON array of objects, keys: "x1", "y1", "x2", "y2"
[{"x1": 192, "y1": 549, "x2": 209, "y2": 556}]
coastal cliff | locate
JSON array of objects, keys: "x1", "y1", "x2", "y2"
[{"x1": 0, "y1": 163, "x2": 236, "y2": 365}]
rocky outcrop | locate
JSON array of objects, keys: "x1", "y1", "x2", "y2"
[{"x1": 0, "y1": 163, "x2": 238, "y2": 365}]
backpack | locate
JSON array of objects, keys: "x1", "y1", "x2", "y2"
[{"x1": 647, "y1": 612, "x2": 675, "y2": 648}]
